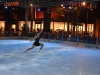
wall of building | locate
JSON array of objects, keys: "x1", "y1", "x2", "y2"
[
  {"x1": 0, "y1": 5, "x2": 99, "y2": 36},
  {"x1": 95, "y1": 18, "x2": 100, "y2": 37}
]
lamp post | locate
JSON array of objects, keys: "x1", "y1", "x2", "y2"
[
  {"x1": 86, "y1": 9, "x2": 88, "y2": 35},
  {"x1": 21, "y1": 0, "x2": 31, "y2": 36},
  {"x1": 30, "y1": 3, "x2": 33, "y2": 32},
  {"x1": 67, "y1": 11, "x2": 70, "y2": 34}
]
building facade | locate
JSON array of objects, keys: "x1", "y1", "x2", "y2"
[{"x1": 0, "y1": 2, "x2": 100, "y2": 37}]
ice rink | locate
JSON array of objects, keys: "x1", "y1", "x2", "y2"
[{"x1": 0, "y1": 40, "x2": 100, "y2": 75}]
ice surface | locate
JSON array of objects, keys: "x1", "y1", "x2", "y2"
[{"x1": 0, "y1": 40, "x2": 100, "y2": 75}]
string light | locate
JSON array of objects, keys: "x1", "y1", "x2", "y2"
[
  {"x1": 1, "y1": 0, "x2": 97, "y2": 9},
  {"x1": 82, "y1": 2, "x2": 86, "y2": 6}
]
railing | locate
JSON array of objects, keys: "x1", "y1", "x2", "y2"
[
  {"x1": 0, "y1": 31, "x2": 100, "y2": 47},
  {"x1": 42, "y1": 33, "x2": 99, "y2": 46}
]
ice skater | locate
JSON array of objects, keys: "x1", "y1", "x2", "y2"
[{"x1": 25, "y1": 30, "x2": 44, "y2": 52}]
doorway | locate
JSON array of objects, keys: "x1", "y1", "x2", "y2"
[
  {"x1": 34, "y1": 21, "x2": 43, "y2": 32},
  {"x1": 11, "y1": 24, "x2": 16, "y2": 33},
  {"x1": 75, "y1": 24, "x2": 83, "y2": 35}
]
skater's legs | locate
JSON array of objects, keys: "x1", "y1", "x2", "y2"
[
  {"x1": 26, "y1": 45, "x2": 35, "y2": 52},
  {"x1": 39, "y1": 43, "x2": 44, "y2": 50}
]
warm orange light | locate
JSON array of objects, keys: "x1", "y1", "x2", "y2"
[
  {"x1": 4, "y1": 2, "x2": 19, "y2": 7},
  {"x1": 30, "y1": 3, "x2": 33, "y2": 7},
  {"x1": 12, "y1": 24, "x2": 16, "y2": 29},
  {"x1": 63, "y1": 6, "x2": 65, "y2": 9},
  {"x1": 61, "y1": 4, "x2": 63, "y2": 7},
  {"x1": 82, "y1": 2, "x2": 86, "y2": 6}
]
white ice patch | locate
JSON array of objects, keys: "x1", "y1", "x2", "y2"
[
  {"x1": 0, "y1": 40, "x2": 100, "y2": 75},
  {"x1": 0, "y1": 40, "x2": 29, "y2": 45}
]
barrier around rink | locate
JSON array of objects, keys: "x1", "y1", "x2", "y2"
[{"x1": 0, "y1": 31, "x2": 100, "y2": 48}]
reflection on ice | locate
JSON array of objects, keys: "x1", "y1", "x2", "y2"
[{"x1": 0, "y1": 40, "x2": 100, "y2": 75}]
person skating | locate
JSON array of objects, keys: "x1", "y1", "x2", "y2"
[{"x1": 25, "y1": 30, "x2": 44, "y2": 52}]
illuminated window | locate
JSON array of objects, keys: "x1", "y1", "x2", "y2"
[
  {"x1": 50, "y1": 21, "x2": 54, "y2": 30},
  {"x1": 87, "y1": 24, "x2": 94, "y2": 35},
  {"x1": 0, "y1": 21, "x2": 5, "y2": 32},
  {"x1": 33, "y1": 21, "x2": 44, "y2": 32},
  {"x1": 19, "y1": 21, "x2": 31, "y2": 31},
  {"x1": 12, "y1": 24, "x2": 16, "y2": 29},
  {"x1": 50, "y1": 22, "x2": 71, "y2": 31},
  {"x1": 65, "y1": 22, "x2": 68, "y2": 31},
  {"x1": 53, "y1": 22, "x2": 64, "y2": 31}
]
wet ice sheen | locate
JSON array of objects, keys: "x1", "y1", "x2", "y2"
[{"x1": 0, "y1": 40, "x2": 100, "y2": 75}]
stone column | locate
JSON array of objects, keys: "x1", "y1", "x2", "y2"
[{"x1": 43, "y1": 7, "x2": 51, "y2": 32}]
